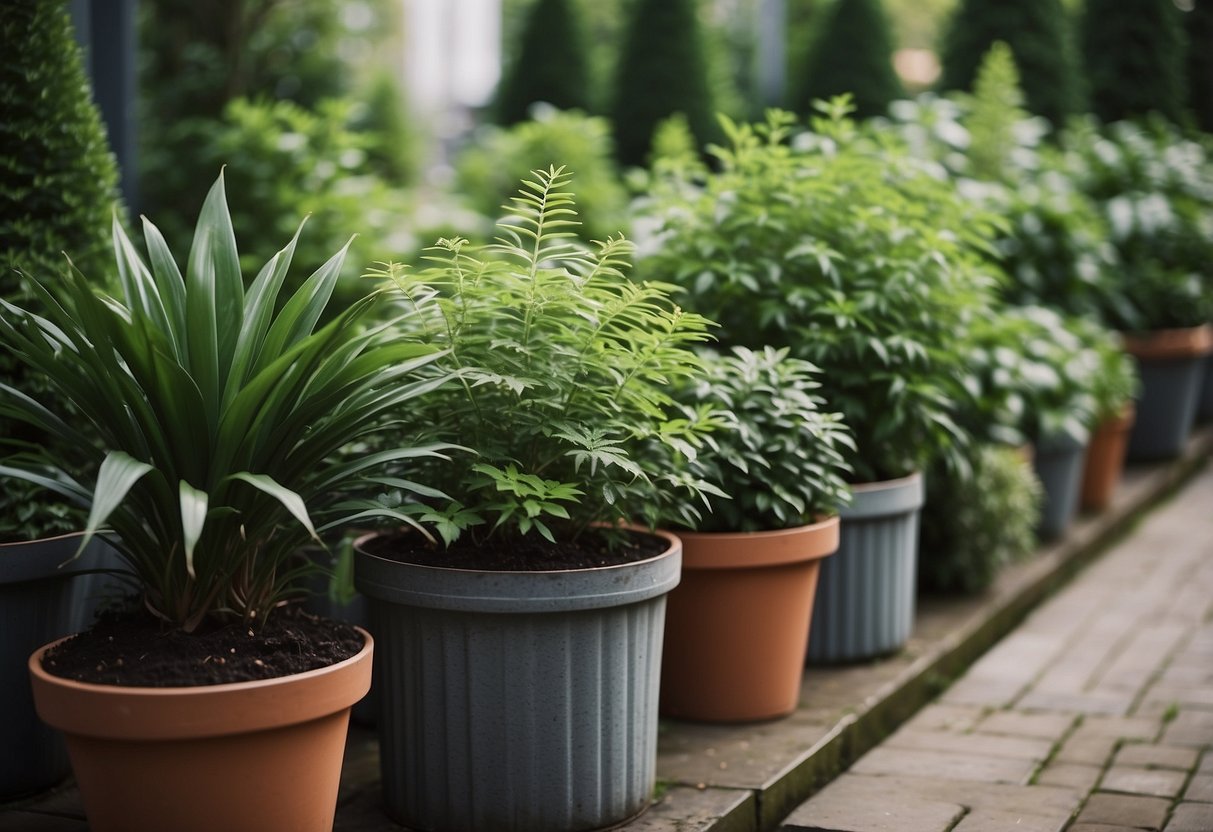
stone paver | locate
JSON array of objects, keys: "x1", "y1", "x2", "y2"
[
  {"x1": 783, "y1": 466, "x2": 1213, "y2": 832},
  {"x1": 1075, "y1": 793, "x2": 1170, "y2": 829},
  {"x1": 1113, "y1": 744, "x2": 1199, "y2": 771},
  {"x1": 1099, "y1": 766, "x2": 1188, "y2": 798},
  {"x1": 1164, "y1": 802, "x2": 1213, "y2": 832}
]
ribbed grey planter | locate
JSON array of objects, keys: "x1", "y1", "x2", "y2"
[
  {"x1": 1032, "y1": 432, "x2": 1087, "y2": 541},
  {"x1": 0, "y1": 533, "x2": 116, "y2": 798},
  {"x1": 807, "y1": 473, "x2": 924, "y2": 664},
  {"x1": 355, "y1": 532, "x2": 681, "y2": 832},
  {"x1": 1125, "y1": 326, "x2": 1213, "y2": 461},
  {"x1": 301, "y1": 555, "x2": 377, "y2": 726}
]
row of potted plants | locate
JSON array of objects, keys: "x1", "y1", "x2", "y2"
[{"x1": 4, "y1": 106, "x2": 1210, "y2": 832}]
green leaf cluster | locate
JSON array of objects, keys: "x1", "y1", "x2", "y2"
[
  {"x1": 918, "y1": 443, "x2": 1041, "y2": 594},
  {"x1": 0, "y1": 174, "x2": 452, "y2": 631},
  {"x1": 1052, "y1": 118, "x2": 1213, "y2": 330},
  {"x1": 959, "y1": 305, "x2": 1106, "y2": 446},
  {"x1": 638, "y1": 105, "x2": 1000, "y2": 482},
  {"x1": 655, "y1": 346, "x2": 854, "y2": 533},
  {"x1": 371, "y1": 166, "x2": 716, "y2": 545}
]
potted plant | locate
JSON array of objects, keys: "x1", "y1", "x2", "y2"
[
  {"x1": 651, "y1": 346, "x2": 852, "y2": 722},
  {"x1": 0, "y1": 174, "x2": 453, "y2": 831},
  {"x1": 1081, "y1": 334, "x2": 1140, "y2": 511},
  {"x1": 1055, "y1": 117, "x2": 1213, "y2": 460},
  {"x1": 638, "y1": 104, "x2": 998, "y2": 661},
  {"x1": 962, "y1": 305, "x2": 1103, "y2": 539},
  {"x1": 353, "y1": 167, "x2": 716, "y2": 832}
]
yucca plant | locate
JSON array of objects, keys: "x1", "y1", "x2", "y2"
[
  {"x1": 0, "y1": 174, "x2": 452, "y2": 632},
  {"x1": 372, "y1": 165, "x2": 717, "y2": 549}
]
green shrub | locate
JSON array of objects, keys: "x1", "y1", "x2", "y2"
[
  {"x1": 963, "y1": 42, "x2": 1030, "y2": 182},
  {"x1": 918, "y1": 444, "x2": 1041, "y2": 594},
  {"x1": 657, "y1": 347, "x2": 854, "y2": 533},
  {"x1": 939, "y1": 0, "x2": 1081, "y2": 128},
  {"x1": 454, "y1": 106, "x2": 628, "y2": 243},
  {"x1": 0, "y1": 0, "x2": 121, "y2": 541},
  {"x1": 350, "y1": 70, "x2": 421, "y2": 186},
  {"x1": 495, "y1": 0, "x2": 591, "y2": 125},
  {"x1": 609, "y1": 0, "x2": 716, "y2": 167},
  {"x1": 371, "y1": 167, "x2": 717, "y2": 545},
  {"x1": 1186, "y1": 0, "x2": 1213, "y2": 131},
  {"x1": 796, "y1": 0, "x2": 903, "y2": 120},
  {"x1": 1080, "y1": 0, "x2": 1187, "y2": 123},
  {"x1": 638, "y1": 105, "x2": 1000, "y2": 482},
  {"x1": 1052, "y1": 118, "x2": 1213, "y2": 330}
]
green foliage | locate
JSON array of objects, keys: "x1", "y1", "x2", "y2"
[
  {"x1": 960, "y1": 305, "x2": 1105, "y2": 446},
  {"x1": 0, "y1": 0, "x2": 120, "y2": 541},
  {"x1": 796, "y1": 0, "x2": 903, "y2": 119},
  {"x1": 610, "y1": 0, "x2": 717, "y2": 167},
  {"x1": 455, "y1": 106, "x2": 628, "y2": 243},
  {"x1": 142, "y1": 98, "x2": 408, "y2": 304},
  {"x1": 372, "y1": 167, "x2": 717, "y2": 545},
  {"x1": 939, "y1": 0, "x2": 1081, "y2": 127},
  {"x1": 656, "y1": 347, "x2": 854, "y2": 533},
  {"x1": 0, "y1": 174, "x2": 452, "y2": 631},
  {"x1": 638, "y1": 105, "x2": 999, "y2": 482},
  {"x1": 350, "y1": 70, "x2": 421, "y2": 186},
  {"x1": 1090, "y1": 336, "x2": 1139, "y2": 423},
  {"x1": 495, "y1": 0, "x2": 591, "y2": 125},
  {"x1": 918, "y1": 444, "x2": 1041, "y2": 594},
  {"x1": 1080, "y1": 0, "x2": 1187, "y2": 123},
  {"x1": 964, "y1": 42, "x2": 1029, "y2": 182},
  {"x1": 1186, "y1": 1, "x2": 1213, "y2": 131},
  {"x1": 1052, "y1": 118, "x2": 1213, "y2": 330}
]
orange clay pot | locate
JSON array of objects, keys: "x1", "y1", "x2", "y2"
[
  {"x1": 659, "y1": 516, "x2": 839, "y2": 723},
  {"x1": 1081, "y1": 403, "x2": 1136, "y2": 512},
  {"x1": 28, "y1": 628, "x2": 372, "y2": 832}
]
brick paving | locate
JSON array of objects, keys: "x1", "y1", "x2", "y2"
[{"x1": 784, "y1": 466, "x2": 1213, "y2": 832}]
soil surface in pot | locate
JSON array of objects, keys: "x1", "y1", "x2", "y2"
[
  {"x1": 361, "y1": 527, "x2": 667, "y2": 571},
  {"x1": 40, "y1": 606, "x2": 363, "y2": 687}
]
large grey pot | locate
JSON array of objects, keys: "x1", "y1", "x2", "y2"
[
  {"x1": 355, "y1": 532, "x2": 681, "y2": 832},
  {"x1": 807, "y1": 473, "x2": 924, "y2": 664},
  {"x1": 1124, "y1": 326, "x2": 1213, "y2": 461},
  {"x1": 0, "y1": 533, "x2": 118, "y2": 798},
  {"x1": 1032, "y1": 432, "x2": 1088, "y2": 541}
]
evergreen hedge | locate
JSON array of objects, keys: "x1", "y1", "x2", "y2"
[
  {"x1": 609, "y1": 0, "x2": 715, "y2": 167},
  {"x1": 797, "y1": 0, "x2": 902, "y2": 120},
  {"x1": 495, "y1": 0, "x2": 591, "y2": 125},
  {"x1": 1186, "y1": 0, "x2": 1213, "y2": 131},
  {"x1": 1080, "y1": 0, "x2": 1186, "y2": 123},
  {"x1": 939, "y1": 0, "x2": 1081, "y2": 128}
]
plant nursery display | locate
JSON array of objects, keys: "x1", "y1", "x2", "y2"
[
  {"x1": 355, "y1": 167, "x2": 715, "y2": 832},
  {"x1": 0, "y1": 174, "x2": 454, "y2": 832},
  {"x1": 640, "y1": 104, "x2": 997, "y2": 661},
  {"x1": 655, "y1": 346, "x2": 853, "y2": 722}
]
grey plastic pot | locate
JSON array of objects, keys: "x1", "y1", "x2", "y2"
[
  {"x1": 0, "y1": 533, "x2": 118, "y2": 798},
  {"x1": 1124, "y1": 325, "x2": 1213, "y2": 461},
  {"x1": 354, "y1": 531, "x2": 681, "y2": 832},
  {"x1": 807, "y1": 473, "x2": 924, "y2": 664},
  {"x1": 1032, "y1": 432, "x2": 1088, "y2": 541}
]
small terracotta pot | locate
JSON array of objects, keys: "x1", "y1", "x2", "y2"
[
  {"x1": 660, "y1": 516, "x2": 840, "y2": 722},
  {"x1": 1081, "y1": 403, "x2": 1136, "y2": 512},
  {"x1": 28, "y1": 628, "x2": 372, "y2": 832}
]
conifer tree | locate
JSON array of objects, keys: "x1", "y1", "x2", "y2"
[
  {"x1": 495, "y1": 0, "x2": 591, "y2": 125},
  {"x1": 939, "y1": 0, "x2": 1080, "y2": 128},
  {"x1": 965, "y1": 42, "x2": 1029, "y2": 182},
  {"x1": 1185, "y1": 0, "x2": 1213, "y2": 131},
  {"x1": 797, "y1": 0, "x2": 902, "y2": 120},
  {"x1": 610, "y1": 0, "x2": 716, "y2": 167},
  {"x1": 1081, "y1": 0, "x2": 1186, "y2": 123}
]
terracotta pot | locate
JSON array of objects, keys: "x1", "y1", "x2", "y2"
[
  {"x1": 660, "y1": 516, "x2": 840, "y2": 723},
  {"x1": 28, "y1": 628, "x2": 372, "y2": 832},
  {"x1": 1122, "y1": 324, "x2": 1213, "y2": 461},
  {"x1": 1081, "y1": 403, "x2": 1136, "y2": 512}
]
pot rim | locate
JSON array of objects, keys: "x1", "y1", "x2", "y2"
[
  {"x1": 671, "y1": 515, "x2": 840, "y2": 570},
  {"x1": 1121, "y1": 323, "x2": 1213, "y2": 361},
  {"x1": 840, "y1": 471, "x2": 924, "y2": 520},
  {"x1": 28, "y1": 626, "x2": 372, "y2": 741},
  {"x1": 354, "y1": 530, "x2": 682, "y2": 613},
  {"x1": 0, "y1": 532, "x2": 118, "y2": 585}
]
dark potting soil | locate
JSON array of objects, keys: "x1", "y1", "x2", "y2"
[
  {"x1": 40, "y1": 605, "x2": 364, "y2": 687},
  {"x1": 362, "y1": 526, "x2": 670, "y2": 572}
]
